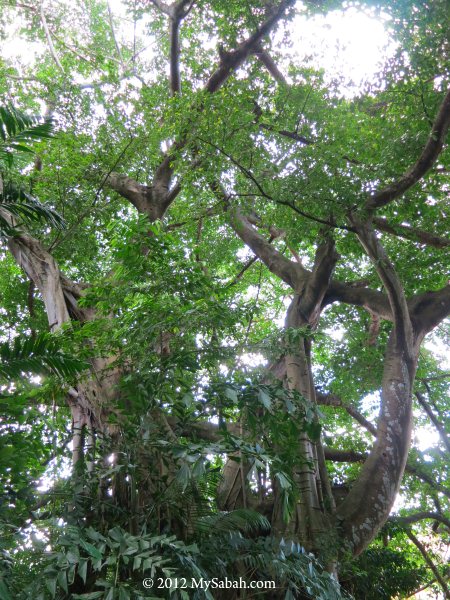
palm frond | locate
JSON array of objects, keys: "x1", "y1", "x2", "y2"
[
  {"x1": 0, "y1": 333, "x2": 88, "y2": 380},
  {"x1": 0, "y1": 183, "x2": 65, "y2": 235},
  {"x1": 0, "y1": 105, "x2": 63, "y2": 236},
  {"x1": 0, "y1": 106, "x2": 53, "y2": 167},
  {"x1": 195, "y1": 508, "x2": 271, "y2": 536}
]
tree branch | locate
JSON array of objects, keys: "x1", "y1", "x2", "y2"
[
  {"x1": 404, "y1": 462, "x2": 450, "y2": 500},
  {"x1": 324, "y1": 280, "x2": 392, "y2": 321},
  {"x1": 206, "y1": 0, "x2": 294, "y2": 94},
  {"x1": 409, "y1": 284, "x2": 450, "y2": 337},
  {"x1": 366, "y1": 89, "x2": 450, "y2": 211},
  {"x1": 304, "y1": 237, "x2": 339, "y2": 317},
  {"x1": 105, "y1": 1, "x2": 293, "y2": 218},
  {"x1": 259, "y1": 123, "x2": 313, "y2": 145},
  {"x1": 394, "y1": 512, "x2": 450, "y2": 531},
  {"x1": 107, "y1": 1, "x2": 125, "y2": 68},
  {"x1": 350, "y1": 216, "x2": 413, "y2": 354},
  {"x1": 253, "y1": 43, "x2": 287, "y2": 84},
  {"x1": 405, "y1": 530, "x2": 450, "y2": 599},
  {"x1": 149, "y1": 0, "x2": 172, "y2": 15},
  {"x1": 415, "y1": 391, "x2": 450, "y2": 454},
  {"x1": 103, "y1": 172, "x2": 152, "y2": 215},
  {"x1": 323, "y1": 443, "x2": 450, "y2": 501},
  {"x1": 323, "y1": 448, "x2": 366, "y2": 462},
  {"x1": 168, "y1": 410, "x2": 450, "y2": 502},
  {"x1": 319, "y1": 392, "x2": 378, "y2": 437},
  {"x1": 168, "y1": 0, "x2": 194, "y2": 95},
  {"x1": 373, "y1": 216, "x2": 450, "y2": 249},
  {"x1": 39, "y1": 2, "x2": 64, "y2": 72},
  {"x1": 226, "y1": 203, "x2": 304, "y2": 289}
]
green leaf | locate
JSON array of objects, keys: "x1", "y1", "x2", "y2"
[
  {"x1": 304, "y1": 421, "x2": 321, "y2": 441},
  {"x1": 45, "y1": 578, "x2": 57, "y2": 599},
  {"x1": 78, "y1": 559, "x2": 88, "y2": 584},
  {"x1": 258, "y1": 387, "x2": 272, "y2": 410},
  {"x1": 79, "y1": 539, "x2": 103, "y2": 560},
  {"x1": 57, "y1": 570, "x2": 68, "y2": 593},
  {"x1": 224, "y1": 386, "x2": 238, "y2": 403}
]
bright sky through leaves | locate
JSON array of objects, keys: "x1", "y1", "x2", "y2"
[{"x1": 2, "y1": 1, "x2": 395, "y2": 95}]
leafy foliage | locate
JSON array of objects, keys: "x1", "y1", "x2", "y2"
[
  {"x1": 0, "y1": 105, "x2": 64, "y2": 236},
  {"x1": 0, "y1": 105, "x2": 53, "y2": 165},
  {"x1": 0, "y1": 332, "x2": 87, "y2": 380},
  {"x1": 0, "y1": 0, "x2": 449, "y2": 598}
]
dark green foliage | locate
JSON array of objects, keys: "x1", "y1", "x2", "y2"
[
  {"x1": 0, "y1": 1, "x2": 448, "y2": 598},
  {"x1": 0, "y1": 333, "x2": 87, "y2": 380},
  {"x1": 0, "y1": 104, "x2": 64, "y2": 236},
  {"x1": 0, "y1": 182, "x2": 65, "y2": 236},
  {"x1": 0, "y1": 105, "x2": 53, "y2": 165},
  {"x1": 341, "y1": 547, "x2": 428, "y2": 600}
]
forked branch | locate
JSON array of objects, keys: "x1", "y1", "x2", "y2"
[
  {"x1": 217, "y1": 188, "x2": 304, "y2": 289},
  {"x1": 106, "y1": 0, "x2": 295, "y2": 219},
  {"x1": 205, "y1": 0, "x2": 295, "y2": 94},
  {"x1": 350, "y1": 216, "x2": 413, "y2": 354},
  {"x1": 253, "y1": 43, "x2": 287, "y2": 84}
]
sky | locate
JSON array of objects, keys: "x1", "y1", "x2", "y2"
[{"x1": 2, "y1": 1, "x2": 395, "y2": 98}]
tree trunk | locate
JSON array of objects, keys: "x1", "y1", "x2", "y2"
[
  {"x1": 272, "y1": 295, "x2": 335, "y2": 553},
  {"x1": 336, "y1": 332, "x2": 419, "y2": 555}
]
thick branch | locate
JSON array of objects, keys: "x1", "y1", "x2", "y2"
[
  {"x1": 350, "y1": 217, "x2": 413, "y2": 354},
  {"x1": 324, "y1": 280, "x2": 392, "y2": 321},
  {"x1": 409, "y1": 284, "x2": 450, "y2": 337},
  {"x1": 373, "y1": 216, "x2": 450, "y2": 249},
  {"x1": 168, "y1": 0, "x2": 193, "y2": 95},
  {"x1": 227, "y1": 203, "x2": 304, "y2": 289},
  {"x1": 394, "y1": 512, "x2": 450, "y2": 531},
  {"x1": 169, "y1": 18, "x2": 182, "y2": 94},
  {"x1": 103, "y1": 172, "x2": 153, "y2": 215},
  {"x1": 149, "y1": 0, "x2": 172, "y2": 15},
  {"x1": 325, "y1": 280, "x2": 450, "y2": 337},
  {"x1": 253, "y1": 43, "x2": 287, "y2": 84},
  {"x1": 366, "y1": 89, "x2": 450, "y2": 211},
  {"x1": 304, "y1": 237, "x2": 339, "y2": 318},
  {"x1": 205, "y1": 0, "x2": 294, "y2": 94}
]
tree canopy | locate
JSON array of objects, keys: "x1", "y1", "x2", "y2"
[{"x1": 0, "y1": 0, "x2": 449, "y2": 598}]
